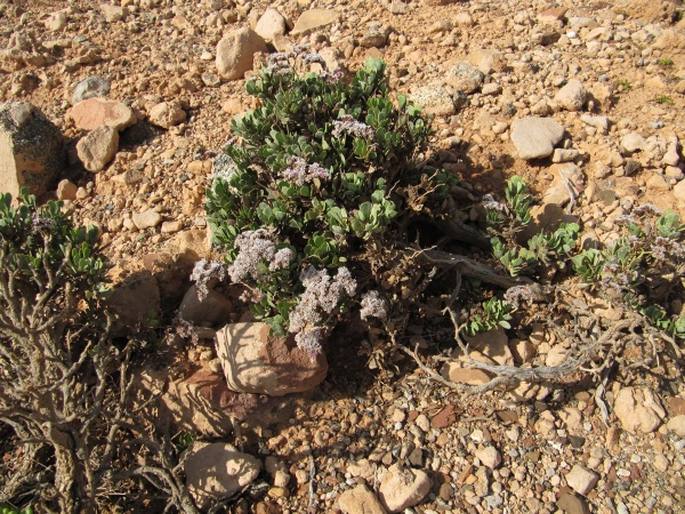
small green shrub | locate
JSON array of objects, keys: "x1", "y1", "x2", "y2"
[
  {"x1": 657, "y1": 57, "x2": 674, "y2": 66},
  {"x1": 206, "y1": 57, "x2": 445, "y2": 354},
  {"x1": 464, "y1": 297, "x2": 513, "y2": 336},
  {"x1": 572, "y1": 208, "x2": 685, "y2": 338}
]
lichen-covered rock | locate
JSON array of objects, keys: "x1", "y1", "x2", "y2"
[
  {"x1": 215, "y1": 322, "x2": 328, "y2": 396},
  {"x1": 0, "y1": 102, "x2": 64, "y2": 197}
]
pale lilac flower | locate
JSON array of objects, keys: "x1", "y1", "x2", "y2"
[
  {"x1": 228, "y1": 229, "x2": 277, "y2": 283},
  {"x1": 190, "y1": 260, "x2": 227, "y2": 301},
  {"x1": 295, "y1": 327, "x2": 325, "y2": 357},
  {"x1": 289, "y1": 266, "x2": 358, "y2": 353},
  {"x1": 360, "y1": 290, "x2": 388, "y2": 321},
  {"x1": 269, "y1": 247, "x2": 295, "y2": 271},
  {"x1": 280, "y1": 157, "x2": 330, "y2": 186},
  {"x1": 332, "y1": 114, "x2": 375, "y2": 140}
]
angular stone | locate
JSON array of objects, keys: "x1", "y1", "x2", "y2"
[
  {"x1": 543, "y1": 163, "x2": 584, "y2": 206},
  {"x1": 338, "y1": 484, "x2": 387, "y2": 514},
  {"x1": 216, "y1": 27, "x2": 267, "y2": 80},
  {"x1": 255, "y1": 8, "x2": 288, "y2": 41},
  {"x1": 56, "y1": 178, "x2": 77, "y2": 201},
  {"x1": 185, "y1": 442, "x2": 261, "y2": 509},
  {"x1": 148, "y1": 101, "x2": 186, "y2": 129},
  {"x1": 291, "y1": 9, "x2": 339, "y2": 35},
  {"x1": 76, "y1": 126, "x2": 119, "y2": 172},
  {"x1": 466, "y1": 328, "x2": 513, "y2": 365},
  {"x1": 0, "y1": 102, "x2": 64, "y2": 197},
  {"x1": 378, "y1": 464, "x2": 431, "y2": 513},
  {"x1": 666, "y1": 414, "x2": 685, "y2": 437},
  {"x1": 554, "y1": 79, "x2": 588, "y2": 111},
  {"x1": 409, "y1": 82, "x2": 463, "y2": 116},
  {"x1": 67, "y1": 97, "x2": 135, "y2": 131},
  {"x1": 614, "y1": 387, "x2": 665, "y2": 433},
  {"x1": 215, "y1": 322, "x2": 328, "y2": 396},
  {"x1": 466, "y1": 48, "x2": 505, "y2": 74},
  {"x1": 475, "y1": 446, "x2": 501, "y2": 469},
  {"x1": 565, "y1": 464, "x2": 598, "y2": 496},
  {"x1": 510, "y1": 117, "x2": 565, "y2": 160},
  {"x1": 621, "y1": 132, "x2": 646, "y2": 154},
  {"x1": 445, "y1": 62, "x2": 485, "y2": 94},
  {"x1": 557, "y1": 491, "x2": 590, "y2": 514}
]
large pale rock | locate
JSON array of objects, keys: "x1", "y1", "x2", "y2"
[
  {"x1": 76, "y1": 126, "x2": 119, "y2": 172},
  {"x1": 445, "y1": 62, "x2": 485, "y2": 94},
  {"x1": 441, "y1": 362, "x2": 491, "y2": 385},
  {"x1": 67, "y1": 97, "x2": 135, "y2": 131},
  {"x1": 613, "y1": 387, "x2": 665, "y2": 433},
  {"x1": 291, "y1": 9, "x2": 339, "y2": 35},
  {"x1": 466, "y1": 328, "x2": 513, "y2": 366},
  {"x1": 216, "y1": 28, "x2": 267, "y2": 80},
  {"x1": 466, "y1": 48, "x2": 505, "y2": 74},
  {"x1": 0, "y1": 102, "x2": 64, "y2": 197},
  {"x1": 338, "y1": 484, "x2": 387, "y2": 514},
  {"x1": 565, "y1": 464, "x2": 598, "y2": 496},
  {"x1": 215, "y1": 322, "x2": 328, "y2": 396},
  {"x1": 185, "y1": 442, "x2": 261, "y2": 509},
  {"x1": 510, "y1": 117, "x2": 565, "y2": 160},
  {"x1": 378, "y1": 464, "x2": 431, "y2": 513},
  {"x1": 255, "y1": 8, "x2": 287, "y2": 41},
  {"x1": 409, "y1": 82, "x2": 463, "y2": 116},
  {"x1": 132, "y1": 209, "x2": 162, "y2": 230}
]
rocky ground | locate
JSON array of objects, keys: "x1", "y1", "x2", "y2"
[{"x1": 1, "y1": 0, "x2": 685, "y2": 513}]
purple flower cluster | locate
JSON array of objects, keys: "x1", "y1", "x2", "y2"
[
  {"x1": 332, "y1": 114, "x2": 375, "y2": 140},
  {"x1": 359, "y1": 290, "x2": 388, "y2": 321},
  {"x1": 280, "y1": 157, "x2": 331, "y2": 186},
  {"x1": 289, "y1": 266, "x2": 357, "y2": 355},
  {"x1": 190, "y1": 260, "x2": 227, "y2": 301},
  {"x1": 228, "y1": 229, "x2": 293, "y2": 283}
]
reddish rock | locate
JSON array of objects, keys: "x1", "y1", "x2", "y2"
[
  {"x1": 67, "y1": 97, "x2": 136, "y2": 131},
  {"x1": 431, "y1": 404, "x2": 458, "y2": 429},
  {"x1": 215, "y1": 322, "x2": 328, "y2": 396}
]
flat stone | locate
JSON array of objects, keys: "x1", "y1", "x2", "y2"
[
  {"x1": 441, "y1": 362, "x2": 491, "y2": 385},
  {"x1": 557, "y1": 491, "x2": 590, "y2": 514},
  {"x1": 76, "y1": 126, "x2": 118, "y2": 172},
  {"x1": 67, "y1": 97, "x2": 135, "y2": 131},
  {"x1": 132, "y1": 209, "x2": 162, "y2": 230},
  {"x1": 185, "y1": 442, "x2": 261, "y2": 509},
  {"x1": 510, "y1": 117, "x2": 565, "y2": 160},
  {"x1": 291, "y1": 9, "x2": 339, "y2": 35},
  {"x1": 0, "y1": 101, "x2": 65, "y2": 197}
]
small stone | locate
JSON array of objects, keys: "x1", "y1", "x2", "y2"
[
  {"x1": 101, "y1": 4, "x2": 125, "y2": 23},
  {"x1": 149, "y1": 101, "x2": 186, "y2": 129},
  {"x1": 475, "y1": 446, "x2": 501, "y2": 469},
  {"x1": 185, "y1": 443, "x2": 260, "y2": 509},
  {"x1": 580, "y1": 114, "x2": 609, "y2": 133},
  {"x1": 554, "y1": 79, "x2": 588, "y2": 111},
  {"x1": 543, "y1": 163, "x2": 584, "y2": 206},
  {"x1": 67, "y1": 98, "x2": 136, "y2": 131},
  {"x1": 132, "y1": 209, "x2": 162, "y2": 230},
  {"x1": 666, "y1": 415, "x2": 685, "y2": 436},
  {"x1": 557, "y1": 492, "x2": 591, "y2": 514},
  {"x1": 291, "y1": 9, "x2": 339, "y2": 36},
  {"x1": 338, "y1": 484, "x2": 387, "y2": 514},
  {"x1": 76, "y1": 126, "x2": 118, "y2": 172},
  {"x1": 161, "y1": 220, "x2": 182, "y2": 233},
  {"x1": 71, "y1": 76, "x2": 111, "y2": 105},
  {"x1": 0, "y1": 102, "x2": 65, "y2": 197},
  {"x1": 510, "y1": 117, "x2": 565, "y2": 160},
  {"x1": 466, "y1": 328, "x2": 513, "y2": 365},
  {"x1": 415, "y1": 414, "x2": 430, "y2": 433},
  {"x1": 45, "y1": 11, "x2": 67, "y2": 31},
  {"x1": 445, "y1": 62, "x2": 485, "y2": 94},
  {"x1": 552, "y1": 148, "x2": 581, "y2": 163},
  {"x1": 466, "y1": 48, "x2": 505, "y2": 74},
  {"x1": 56, "y1": 179, "x2": 77, "y2": 201},
  {"x1": 621, "y1": 132, "x2": 646, "y2": 154},
  {"x1": 179, "y1": 285, "x2": 232, "y2": 327},
  {"x1": 614, "y1": 387, "x2": 665, "y2": 433},
  {"x1": 565, "y1": 464, "x2": 598, "y2": 496},
  {"x1": 674, "y1": 180, "x2": 685, "y2": 202},
  {"x1": 216, "y1": 27, "x2": 267, "y2": 80},
  {"x1": 378, "y1": 464, "x2": 431, "y2": 513},
  {"x1": 409, "y1": 82, "x2": 462, "y2": 116},
  {"x1": 255, "y1": 8, "x2": 287, "y2": 41},
  {"x1": 441, "y1": 362, "x2": 491, "y2": 385}
]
